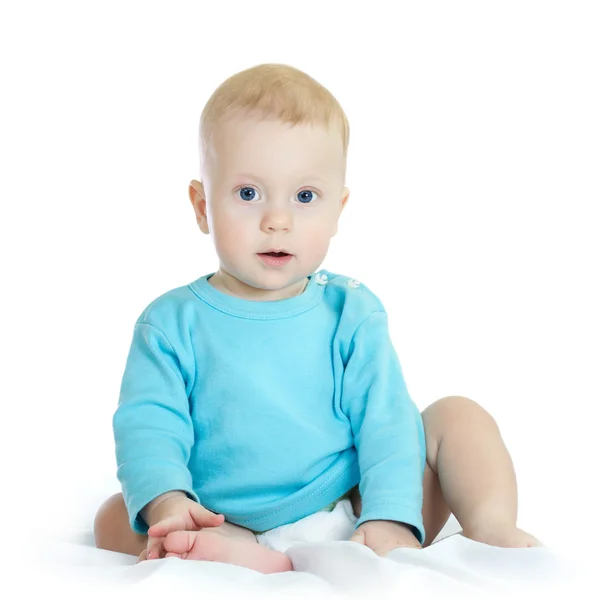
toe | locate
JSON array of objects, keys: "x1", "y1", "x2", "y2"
[{"x1": 164, "y1": 531, "x2": 194, "y2": 555}]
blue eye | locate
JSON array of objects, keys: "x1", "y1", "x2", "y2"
[
  {"x1": 297, "y1": 190, "x2": 315, "y2": 204},
  {"x1": 238, "y1": 187, "x2": 258, "y2": 201}
]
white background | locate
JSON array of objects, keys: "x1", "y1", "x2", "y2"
[{"x1": 2, "y1": 0, "x2": 598, "y2": 562}]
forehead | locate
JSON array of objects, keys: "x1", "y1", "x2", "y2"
[{"x1": 207, "y1": 114, "x2": 345, "y2": 179}]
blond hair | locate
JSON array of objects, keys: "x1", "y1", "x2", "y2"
[{"x1": 199, "y1": 63, "x2": 350, "y2": 164}]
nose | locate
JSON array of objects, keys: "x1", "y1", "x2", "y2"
[{"x1": 260, "y1": 205, "x2": 292, "y2": 233}]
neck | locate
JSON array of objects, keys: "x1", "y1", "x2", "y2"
[{"x1": 209, "y1": 269, "x2": 308, "y2": 301}]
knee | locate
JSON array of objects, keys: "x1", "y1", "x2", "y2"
[
  {"x1": 422, "y1": 396, "x2": 498, "y2": 467},
  {"x1": 93, "y1": 493, "x2": 125, "y2": 551},
  {"x1": 424, "y1": 395, "x2": 495, "y2": 425}
]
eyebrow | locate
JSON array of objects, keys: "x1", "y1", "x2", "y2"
[
  {"x1": 234, "y1": 173, "x2": 266, "y2": 185},
  {"x1": 234, "y1": 173, "x2": 330, "y2": 185}
]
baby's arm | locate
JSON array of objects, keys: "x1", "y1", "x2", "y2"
[
  {"x1": 342, "y1": 311, "x2": 426, "y2": 545},
  {"x1": 113, "y1": 322, "x2": 204, "y2": 535}
]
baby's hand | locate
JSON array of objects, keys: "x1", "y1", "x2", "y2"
[
  {"x1": 350, "y1": 520, "x2": 422, "y2": 556},
  {"x1": 138, "y1": 492, "x2": 225, "y2": 561}
]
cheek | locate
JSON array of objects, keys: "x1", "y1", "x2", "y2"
[
  {"x1": 301, "y1": 211, "x2": 337, "y2": 239},
  {"x1": 301, "y1": 218, "x2": 336, "y2": 256},
  {"x1": 211, "y1": 207, "x2": 254, "y2": 255}
]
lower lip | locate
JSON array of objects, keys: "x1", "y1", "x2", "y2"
[{"x1": 258, "y1": 253, "x2": 293, "y2": 267}]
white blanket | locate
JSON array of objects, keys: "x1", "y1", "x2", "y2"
[{"x1": 22, "y1": 511, "x2": 587, "y2": 600}]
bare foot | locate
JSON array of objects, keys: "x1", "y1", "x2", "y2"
[
  {"x1": 462, "y1": 524, "x2": 543, "y2": 548},
  {"x1": 160, "y1": 529, "x2": 293, "y2": 574}
]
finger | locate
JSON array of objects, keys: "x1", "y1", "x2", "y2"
[
  {"x1": 163, "y1": 530, "x2": 196, "y2": 556},
  {"x1": 191, "y1": 504, "x2": 225, "y2": 528},
  {"x1": 136, "y1": 548, "x2": 148, "y2": 564},
  {"x1": 380, "y1": 541, "x2": 421, "y2": 554},
  {"x1": 146, "y1": 536, "x2": 165, "y2": 560},
  {"x1": 391, "y1": 540, "x2": 422, "y2": 550},
  {"x1": 165, "y1": 552, "x2": 183, "y2": 559},
  {"x1": 373, "y1": 546, "x2": 391, "y2": 557},
  {"x1": 148, "y1": 514, "x2": 187, "y2": 538}
]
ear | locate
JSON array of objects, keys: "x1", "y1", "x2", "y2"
[
  {"x1": 332, "y1": 187, "x2": 350, "y2": 237},
  {"x1": 188, "y1": 179, "x2": 210, "y2": 234}
]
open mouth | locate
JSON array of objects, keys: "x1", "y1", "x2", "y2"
[{"x1": 258, "y1": 251, "x2": 293, "y2": 267}]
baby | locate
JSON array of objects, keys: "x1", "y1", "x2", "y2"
[{"x1": 94, "y1": 63, "x2": 540, "y2": 573}]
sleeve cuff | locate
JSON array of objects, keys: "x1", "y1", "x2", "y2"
[{"x1": 355, "y1": 501, "x2": 426, "y2": 545}]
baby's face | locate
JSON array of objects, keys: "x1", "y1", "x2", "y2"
[{"x1": 191, "y1": 113, "x2": 349, "y2": 297}]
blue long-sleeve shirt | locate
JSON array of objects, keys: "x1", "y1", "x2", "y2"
[{"x1": 113, "y1": 270, "x2": 426, "y2": 542}]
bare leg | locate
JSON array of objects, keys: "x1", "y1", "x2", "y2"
[
  {"x1": 94, "y1": 493, "x2": 147, "y2": 557},
  {"x1": 422, "y1": 396, "x2": 541, "y2": 546},
  {"x1": 94, "y1": 493, "x2": 292, "y2": 573},
  {"x1": 351, "y1": 396, "x2": 541, "y2": 548}
]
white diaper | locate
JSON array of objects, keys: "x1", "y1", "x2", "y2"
[{"x1": 255, "y1": 498, "x2": 358, "y2": 554}]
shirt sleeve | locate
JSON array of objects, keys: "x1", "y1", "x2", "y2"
[
  {"x1": 342, "y1": 311, "x2": 426, "y2": 544},
  {"x1": 113, "y1": 322, "x2": 199, "y2": 534}
]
